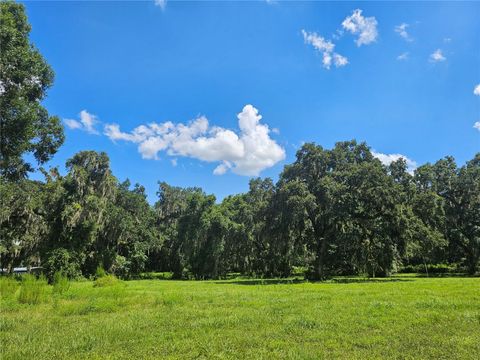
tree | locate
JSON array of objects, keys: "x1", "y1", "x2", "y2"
[
  {"x1": 450, "y1": 154, "x2": 480, "y2": 274},
  {"x1": 42, "y1": 151, "x2": 117, "y2": 276},
  {"x1": 0, "y1": 2, "x2": 64, "y2": 180},
  {"x1": 0, "y1": 179, "x2": 47, "y2": 272},
  {"x1": 105, "y1": 180, "x2": 160, "y2": 278}
]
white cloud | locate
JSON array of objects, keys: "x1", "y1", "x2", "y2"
[
  {"x1": 63, "y1": 110, "x2": 99, "y2": 134},
  {"x1": 474, "y1": 121, "x2": 480, "y2": 131},
  {"x1": 64, "y1": 119, "x2": 82, "y2": 130},
  {"x1": 372, "y1": 151, "x2": 417, "y2": 174},
  {"x1": 104, "y1": 105, "x2": 286, "y2": 176},
  {"x1": 333, "y1": 53, "x2": 349, "y2": 67},
  {"x1": 429, "y1": 49, "x2": 446, "y2": 62},
  {"x1": 474, "y1": 84, "x2": 480, "y2": 96},
  {"x1": 213, "y1": 162, "x2": 231, "y2": 175},
  {"x1": 342, "y1": 9, "x2": 378, "y2": 46},
  {"x1": 171, "y1": 158, "x2": 178, "y2": 167},
  {"x1": 302, "y1": 30, "x2": 348, "y2": 69},
  {"x1": 394, "y1": 23, "x2": 412, "y2": 41},
  {"x1": 397, "y1": 52, "x2": 409, "y2": 61},
  {"x1": 154, "y1": 0, "x2": 167, "y2": 10}
]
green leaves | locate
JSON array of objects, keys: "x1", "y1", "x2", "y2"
[{"x1": 0, "y1": 2, "x2": 64, "y2": 179}]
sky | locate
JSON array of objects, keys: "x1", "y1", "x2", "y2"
[{"x1": 24, "y1": 0, "x2": 480, "y2": 203}]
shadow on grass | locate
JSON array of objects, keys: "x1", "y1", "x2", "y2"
[
  {"x1": 412, "y1": 273, "x2": 476, "y2": 278},
  {"x1": 329, "y1": 278, "x2": 414, "y2": 284},
  {"x1": 213, "y1": 277, "x2": 415, "y2": 286},
  {"x1": 214, "y1": 278, "x2": 307, "y2": 286}
]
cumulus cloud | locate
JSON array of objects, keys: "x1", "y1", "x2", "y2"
[
  {"x1": 474, "y1": 84, "x2": 480, "y2": 96},
  {"x1": 397, "y1": 52, "x2": 409, "y2": 61},
  {"x1": 429, "y1": 49, "x2": 446, "y2": 62},
  {"x1": 394, "y1": 23, "x2": 412, "y2": 42},
  {"x1": 372, "y1": 151, "x2": 417, "y2": 174},
  {"x1": 474, "y1": 122, "x2": 480, "y2": 131},
  {"x1": 342, "y1": 9, "x2": 378, "y2": 46},
  {"x1": 104, "y1": 105, "x2": 286, "y2": 176},
  {"x1": 333, "y1": 53, "x2": 349, "y2": 67},
  {"x1": 154, "y1": 0, "x2": 167, "y2": 10},
  {"x1": 63, "y1": 110, "x2": 99, "y2": 134},
  {"x1": 302, "y1": 30, "x2": 348, "y2": 69}
]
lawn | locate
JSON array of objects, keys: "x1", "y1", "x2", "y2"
[{"x1": 1, "y1": 276, "x2": 479, "y2": 359}]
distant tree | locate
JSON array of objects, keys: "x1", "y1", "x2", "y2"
[
  {"x1": 154, "y1": 182, "x2": 194, "y2": 277},
  {"x1": 0, "y1": 179, "x2": 46, "y2": 271},
  {"x1": 449, "y1": 154, "x2": 480, "y2": 274},
  {"x1": 105, "y1": 180, "x2": 160, "y2": 278},
  {"x1": 42, "y1": 151, "x2": 117, "y2": 276},
  {"x1": 0, "y1": 2, "x2": 64, "y2": 180}
]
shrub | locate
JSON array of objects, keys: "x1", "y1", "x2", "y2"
[
  {"x1": 44, "y1": 248, "x2": 81, "y2": 283},
  {"x1": 17, "y1": 275, "x2": 48, "y2": 304},
  {"x1": 52, "y1": 272, "x2": 70, "y2": 295},
  {"x1": 93, "y1": 274, "x2": 120, "y2": 287},
  {"x1": 138, "y1": 272, "x2": 173, "y2": 280},
  {"x1": 399, "y1": 263, "x2": 458, "y2": 274},
  {"x1": 110, "y1": 255, "x2": 130, "y2": 279},
  {"x1": 0, "y1": 277, "x2": 19, "y2": 298},
  {"x1": 95, "y1": 265, "x2": 107, "y2": 279}
]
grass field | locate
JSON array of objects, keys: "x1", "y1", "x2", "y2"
[{"x1": 1, "y1": 275, "x2": 479, "y2": 359}]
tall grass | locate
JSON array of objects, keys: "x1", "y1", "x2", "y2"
[
  {"x1": 95, "y1": 265, "x2": 106, "y2": 279},
  {"x1": 52, "y1": 272, "x2": 71, "y2": 295},
  {"x1": 0, "y1": 276, "x2": 19, "y2": 298},
  {"x1": 93, "y1": 274, "x2": 120, "y2": 287},
  {"x1": 17, "y1": 274, "x2": 49, "y2": 304}
]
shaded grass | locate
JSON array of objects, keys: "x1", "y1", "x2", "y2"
[{"x1": 0, "y1": 276, "x2": 479, "y2": 359}]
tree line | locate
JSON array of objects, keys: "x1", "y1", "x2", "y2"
[
  {"x1": 1, "y1": 2, "x2": 479, "y2": 280},
  {"x1": 2, "y1": 145, "x2": 479, "y2": 280}
]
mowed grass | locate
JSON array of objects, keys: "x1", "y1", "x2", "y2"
[{"x1": 1, "y1": 276, "x2": 479, "y2": 359}]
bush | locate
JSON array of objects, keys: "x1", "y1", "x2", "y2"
[
  {"x1": 0, "y1": 277, "x2": 19, "y2": 298},
  {"x1": 95, "y1": 265, "x2": 107, "y2": 279},
  {"x1": 399, "y1": 263, "x2": 458, "y2": 274},
  {"x1": 138, "y1": 272, "x2": 173, "y2": 280},
  {"x1": 110, "y1": 255, "x2": 130, "y2": 279},
  {"x1": 44, "y1": 248, "x2": 81, "y2": 283},
  {"x1": 52, "y1": 272, "x2": 70, "y2": 295},
  {"x1": 17, "y1": 275, "x2": 48, "y2": 304},
  {"x1": 93, "y1": 274, "x2": 120, "y2": 287}
]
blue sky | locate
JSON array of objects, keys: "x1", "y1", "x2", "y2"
[{"x1": 25, "y1": 1, "x2": 480, "y2": 203}]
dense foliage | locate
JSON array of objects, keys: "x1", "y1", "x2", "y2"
[
  {"x1": 1, "y1": 2, "x2": 479, "y2": 280},
  {"x1": 0, "y1": 2, "x2": 64, "y2": 180},
  {"x1": 1, "y1": 144, "x2": 478, "y2": 280}
]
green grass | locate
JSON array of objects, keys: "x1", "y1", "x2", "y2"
[{"x1": 1, "y1": 275, "x2": 479, "y2": 359}]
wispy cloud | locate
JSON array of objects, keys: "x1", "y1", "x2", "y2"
[
  {"x1": 474, "y1": 122, "x2": 480, "y2": 132},
  {"x1": 372, "y1": 151, "x2": 417, "y2": 174},
  {"x1": 342, "y1": 9, "x2": 378, "y2": 46},
  {"x1": 397, "y1": 52, "x2": 409, "y2": 61},
  {"x1": 474, "y1": 84, "x2": 480, "y2": 96},
  {"x1": 154, "y1": 0, "x2": 167, "y2": 11},
  {"x1": 394, "y1": 23, "x2": 413, "y2": 42},
  {"x1": 429, "y1": 49, "x2": 446, "y2": 62},
  {"x1": 301, "y1": 30, "x2": 348, "y2": 69},
  {"x1": 63, "y1": 110, "x2": 99, "y2": 134},
  {"x1": 104, "y1": 105, "x2": 285, "y2": 176}
]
